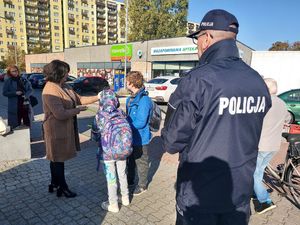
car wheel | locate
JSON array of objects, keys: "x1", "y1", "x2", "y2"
[{"x1": 287, "y1": 111, "x2": 295, "y2": 124}]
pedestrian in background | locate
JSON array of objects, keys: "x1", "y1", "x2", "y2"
[
  {"x1": 126, "y1": 71, "x2": 152, "y2": 196},
  {"x1": 162, "y1": 9, "x2": 271, "y2": 225},
  {"x1": 253, "y1": 78, "x2": 289, "y2": 214},
  {"x1": 42, "y1": 60, "x2": 99, "y2": 198},
  {"x1": 2, "y1": 65, "x2": 33, "y2": 129},
  {"x1": 93, "y1": 89, "x2": 132, "y2": 213}
]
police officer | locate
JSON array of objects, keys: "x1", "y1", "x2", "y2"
[{"x1": 162, "y1": 9, "x2": 271, "y2": 225}]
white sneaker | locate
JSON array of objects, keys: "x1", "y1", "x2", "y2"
[
  {"x1": 121, "y1": 196, "x2": 130, "y2": 206},
  {"x1": 101, "y1": 201, "x2": 119, "y2": 213}
]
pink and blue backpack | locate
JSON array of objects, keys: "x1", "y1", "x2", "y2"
[{"x1": 91, "y1": 89, "x2": 132, "y2": 169}]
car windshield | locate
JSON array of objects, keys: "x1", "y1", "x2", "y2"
[
  {"x1": 147, "y1": 78, "x2": 168, "y2": 84},
  {"x1": 30, "y1": 74, "x2": 44, "y2": 79},
  {"x1": 74, "y1": 77, "x2": 86, "y2": 82}
]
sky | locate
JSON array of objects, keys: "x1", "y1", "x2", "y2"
[{"x1": 188, "y1": 0, "x2": 300, "y2": 50}]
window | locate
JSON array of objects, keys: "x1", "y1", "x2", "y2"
[
  {"x1": 287, "y1": 91, "x2": 300, "y2": 102},
  {"x1": 53, "y1": 5, "x2": 59, "y2": 10},
  {"x1": 54, "y1": 12, "x2": 59, "y2": 17},
  {"x1": 55, "y1": 46, "x2": 60, "y2": 50},
  {"x1": 55, "y1": 33, "x2": 59, "y2": 36},
  {"x1": 54, "y1": 19, "x2": 59, "y2": 23},
  {"x1": 54, "y1": 26, "x2": 59, "y2": 30}
]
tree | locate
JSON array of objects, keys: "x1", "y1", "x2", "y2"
[
  {"x1": 124, "y1": 0, "x2": 188, "y2": 42},
  {"x1": 268, "y1": 41, "x2": 300, "y2": 51},
  {"x1": 31, "y1": 46, "x2": 50, "y2": 54},
  {"x1": 269, "y1": 41, "x2": 289, "y2": 51},
  {"x1": 3, "y1": 46, "x2": 26, "y2": 72},
  {"x1": 290, "y1": 41, "x2": 300, "y2": 50}
]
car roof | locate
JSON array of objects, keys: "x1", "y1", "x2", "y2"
[{"x1": 150, "y1": 76, "x2": 180, "y2": 80}]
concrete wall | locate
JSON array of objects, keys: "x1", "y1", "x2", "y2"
[
  {"x1": 25, "y1": 52, "x2": 64, "y2": 73},
  {"x1": 251, "y1": 51, "x2": 300, "y2": 94},
  {"x1": 25, "y1": 37, "x2": 253, "y2": 78}
]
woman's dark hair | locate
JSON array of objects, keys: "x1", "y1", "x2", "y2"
[{"x1": 43, "y1": 60, "x2": 70, "y2": 83}]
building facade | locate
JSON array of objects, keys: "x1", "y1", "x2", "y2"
[
  {"x1": 0, "y1": 0, "x2": 124, "y2": 61},
  {"x1": 25, "y1": 36, "x2": 253, "y2": 86}
]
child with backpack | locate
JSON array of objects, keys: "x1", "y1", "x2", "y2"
[{"x1": 92, "y1": 89, "x2": 133, "y2": 213}]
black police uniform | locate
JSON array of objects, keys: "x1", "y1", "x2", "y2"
[{"x1": 162, "y1": 39, "x2": 271, "y2": 224}]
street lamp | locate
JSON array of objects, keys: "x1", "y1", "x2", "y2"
[
  {"x1": 0, "y1": 15, "x2": 18, "y2": 66},
  {"x1": 124, "y1": 0, "x2": 129, "y2": 89}
]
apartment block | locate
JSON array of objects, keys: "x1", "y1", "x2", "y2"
[
  {"x1": 0, "y1": 0, "x2": 125, "y2": 61},
  {"x1": 0, "y1": 0, "x2": 27, "y2": 61},
  {"x1": 187, "y1": 21, "x2": 199, "y2": 36}
]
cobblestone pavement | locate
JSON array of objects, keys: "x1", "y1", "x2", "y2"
[{"x1": 0, "y1": 103, "x2": 299, "y2": 224}]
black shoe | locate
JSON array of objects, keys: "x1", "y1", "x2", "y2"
[
  {"x1": 133, "y1": 186, "x2": 147, "y2": 196},
  {"x1": 256, "y1": 201, "x2": 276, "y2": 214},
  {"x1": 56, "y1": 187, "x2": 77, "y2": 198},
  {"x1": 48, "y1": 184, "x2": 58, "y2": 193}
]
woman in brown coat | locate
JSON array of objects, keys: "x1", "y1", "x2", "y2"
[{"x1": 43, "y1": 60, "x2": 100, "y2": 198}]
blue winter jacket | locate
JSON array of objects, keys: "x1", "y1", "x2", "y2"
[
  {"x1": 162, "y1": 39, "x2": 272, "y2": 214},
  {"x1": 126, "y1": 88, "x2": 152, "y2": 146}
]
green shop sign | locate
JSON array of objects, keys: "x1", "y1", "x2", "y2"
[{"x1": 110, "y1": 44, "x2": 133, "y2": 61}]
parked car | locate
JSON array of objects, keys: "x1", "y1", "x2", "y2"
[
  {"x1": 38, "y1": 75, "x2": 76, "y2": 88},
  {"x1": 278, "y1": 89, "x2": 300, "y2": 123},
  {"x1": 144, "y1": 76, "x2": 181, "y2": 103},
  {"x1": 0, "y1": 73, "x2": 6, "y2": 82},
  {"x1": 68, "y1": 76, "x2": 109, "y2": 94},
  {"x1": 28, "y1": 73, "x2": 44, "y2": 88}
]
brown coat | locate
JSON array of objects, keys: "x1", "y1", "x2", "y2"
[{"x1": 42, "y1": 81, "x2": 97, "y2": 162}]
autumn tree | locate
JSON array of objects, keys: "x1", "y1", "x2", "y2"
[
  {"x1": 31, "y1": 46, "x2": 50, "y2": 54},
  {"x1": 269, "y1": 41, "x2": 300, "y2": 51},
  {"x1": 3, "y1": 46, "x2": 26, "y2": 71},
  {"x1": 123, "y1": 0, "x2": 188, "y2": 42}
]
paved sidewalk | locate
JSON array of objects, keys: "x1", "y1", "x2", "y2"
[{"x1": 0, "y1": 103, "x2": 299, "y2": 224}]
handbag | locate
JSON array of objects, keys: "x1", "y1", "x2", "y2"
[{"x1": 29, "y1": 95, "x2": 38, "y2": 107}]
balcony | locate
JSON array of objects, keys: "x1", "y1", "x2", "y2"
[
  {"x1": 108, "y1": 16, "x2": 117, "y2": 21},
  {"x1": 82, "y1": 0, "x2": 88, "y2": 4},
  {"x1": 69, "y1": 30, "x2": 75, "y2": 35},
  {"x1": 96, "y1": 0, "x2": 105, "y2": 7},
  {"x1": 82, "y1": 37, "x2": 89, "y2": 43},
  {"x1": 40, "y1": 33, "x2": 50, "y2": 38},
  {"x1": 68, "y1": 16, "x2": 75, "y2": 22},
  {"x1": 107, "y1": 3, "x2": 117, "y2": 10},
  {"x1": 108, "y1": 28, "x2": 117, "y2": 33},
  {"x1": 108, "y1": 10, "x2": 117, "y2": 15},
  {"x1": 97, "y1": 14, "x2": 105, "y2": 20},
  {"x1": 27, "y1": 32, "x2": 39, "y2": 37},
  {"x1": 96, "y1": 7, "x2": 105, "y2": 14},
  {"x1": 97, "y1": 34, "x2": 106, "y2": 39},
  {"x1": 39, "y1": 18, "x2": 49, "y2": 24},
  {"x1": 39, "y1": 26, "x2": 50, "y2": 31},
  {"x1": 3, "y1": 0, "x2": 13, "y2": 5},
  {"x1": 82, "y1": 11, "x2": 89, "y2": 17},
  {"x1": 40, "y1": 39, "x2": 50, "y2": 45},
  {"x1": 6, "y1": 29, "x2": 14, "y2": 35},
  {"x1": 69, "y1": 43, "x2": 76, "y2": 48},
  {"x1": 27, "y1": 38, "x2": 39, "y2": 44},
  {"x1": 38, "y1": 4, "x2": 48, "y2": 10},
  {"x1": 97, "y1": 20, "x2": 105, "y2": 26},
  {"x1": 97, "y1": 27, "x2": 106, "y2": 33},
  {"x1": 26, "y1": 24, "x2": 39, "y2": 30},
  {"x1": 108, "y1": 22, "x2": 117, "y2": 27},
  {"x1": 39, "y1": 0, "x2": 48, "y2": 3},
  {"x1": 4, "y1": 13, "x2": 14, "y2": 20},
  {"x1": 82, "y1": 24, "x2": 89, "y2": 30},
  {"x1": 25, "y1": 2, "x2": 38, "y2": 8},
  {"x1": 26, "y1": 9, "x2": 38, "y2": 16},
  {"x1": 26, "y1": 17, "x2": 38, "y2": 23},
  {"x1": 97, "y1": 40, "x2": 106, "y2": 45},
  {"x1": 38, "y1": 11, "x2": 49, "y2": 17}
]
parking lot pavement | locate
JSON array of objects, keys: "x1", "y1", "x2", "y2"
[{"x1": 0, "y1": 101, "x2": 299, "y2": 224}]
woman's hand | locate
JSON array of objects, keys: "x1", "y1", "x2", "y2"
[
  {"x1": 16, "y1": 91, "x2": 23, "y2": 96},
  {"x1": 77, "y1": 105, "x2": 88, "y2": 111}
]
